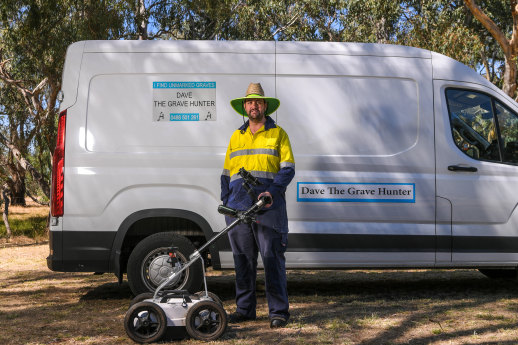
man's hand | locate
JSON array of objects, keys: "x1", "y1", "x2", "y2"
[{"x1": 258, "y1": 191, "x2": 273, "y2": 208}]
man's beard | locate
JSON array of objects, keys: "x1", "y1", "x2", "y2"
[{"x1": 248, "y1": 110, "x2": 265, "y2": 122}]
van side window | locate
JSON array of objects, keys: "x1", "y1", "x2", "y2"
[
  {"x1": 445, "y1": 89, "x2": 500, "y2": 162},
  {"x1": 495, "y1": 101, "x2": 518, "y2": 163}
]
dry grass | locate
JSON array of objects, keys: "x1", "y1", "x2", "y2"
[
  {"x1": 2, "y1": 202, "x2": 518, "y2": 344},
  {"x1": 2, "y1": 243, "x2": 518, "y2": 344}
]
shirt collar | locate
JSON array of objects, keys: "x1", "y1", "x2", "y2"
[{"x1": 239, "y1": 116, "x2": 277, "y2": 132}]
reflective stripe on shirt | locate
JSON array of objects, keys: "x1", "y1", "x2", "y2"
[{"x1": 229, "y1": 148, "x2": 279, "y2": 160}]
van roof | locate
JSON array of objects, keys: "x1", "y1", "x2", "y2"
[
  {"x1": 70, "y1": 40, "x2": 506, "y2": 105},
  {"x1": 81, "y1": 40, "x2": 431, "y2": 58}
]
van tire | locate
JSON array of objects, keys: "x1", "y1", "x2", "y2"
[
  {"x1": 127, "y1": 232, "x2": 203, "y2": 296},
  {"x1": 478, "y1": 268, "x2": 518, "y2": 280}
]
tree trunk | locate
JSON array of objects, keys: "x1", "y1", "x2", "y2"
[
  {"x1": 137, "y1": 0, "x2": 148, "y2": 40},
  {"x1": 503, "y1": 54, "x2": 517, "y2": 98},
  {"x1": 0, "y1": 131, "x2": 50, "y2": 199},
  {"x1": 2, "y1": 187, "x2": 12, "y2": 242},
  {"x1": 9, "y1": 170, "x2": 26, "y2": 206}
]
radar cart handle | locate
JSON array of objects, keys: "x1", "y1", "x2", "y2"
[
  {"x1": 217, "y1": 205, "x2": 239, "y2": 217},
  {"x1": 153, "y1": 191, "x2": 272, "y2": 299}
]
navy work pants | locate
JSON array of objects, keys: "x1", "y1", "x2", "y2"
[{"x1": 227, "y1": 221, "x2": 289, "y2": 320}]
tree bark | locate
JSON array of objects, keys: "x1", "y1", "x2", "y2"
[
  {"x1": 9, "y1": 169, "x2": 26, "y2": 206},
  {"x1": 1, "y1": 186, "x2": 12, "y2": 242},
  {"x1": 137, "y1": 0, "x2": 148, "y2": 40},
  {"x1": 503, "y1": 54, "x2": 517, "y2": 98}
]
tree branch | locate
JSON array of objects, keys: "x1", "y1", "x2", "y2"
[
  {"x1": 0, "y1": 131, "x2": 50, "y2": 198},
  {"x1": 0, "y1": 53, "x2": 48, "y2": 117},
  {"x1": 271, "y1": 9, "x2": 302, "y2": 38},
  {"x1": 463, "y1": 0, "x2": 511, "y2": 55}
]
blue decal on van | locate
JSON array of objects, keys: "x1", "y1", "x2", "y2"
[
  {"x1": 170, "y1": 113, "x2": 200, "y2": 121},
  {"x1": 297, "y1": 182, "x2": 415, "y2": 203},
  {"x1": 153, "y1": 82, "x2": 216, "y2": 89}
]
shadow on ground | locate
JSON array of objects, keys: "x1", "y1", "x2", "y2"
[{"x1": 4, "y1": 268, "x2": 517, "y2": 344}]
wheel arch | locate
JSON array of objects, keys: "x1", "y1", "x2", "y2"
[{"x1": 109, "y1": 209, "x2": 220, "y2": 280}]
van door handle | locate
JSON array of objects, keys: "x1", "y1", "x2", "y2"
[{"x1": 448, "y1": 165, "x2": 478, "y2": 172}]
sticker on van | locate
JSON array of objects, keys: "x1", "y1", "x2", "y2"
[
  {"x1": 152, "y1": 81, "x2": 217, "y2": 122},
  {"x1": 297, "y1": 182, "x2": 415, "y2": 203}
]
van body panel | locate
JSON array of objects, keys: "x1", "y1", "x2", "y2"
[
  {"x1": 435, "y1": 196, "x2": 453, "y2": 263},
  {"x1": 60, "y1": 41, "x2": 85, "y2": 110},
  {"x1": 48, "y1": 40, "x2": 518, "y2": 277},
  {"x1": 275, "y1": 41, "x2": 431, "y2": 58},
  {"x1": 83, "y1": 40, "x2": 276, "y2": 54},
  {"x1": 218, "y1": 251, "x2": 436, "y2": 269}
]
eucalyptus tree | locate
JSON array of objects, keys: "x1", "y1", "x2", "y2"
[
  {"x1": 0, "y1": 0, "x2": 125, "y2": 205},
  {"x1": 464, "y1": 0, "x2": 518, "y2": 99}
]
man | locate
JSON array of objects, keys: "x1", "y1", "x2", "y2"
[{"x1": 221, "y1": 83, "x2": 295, "y2": 328}]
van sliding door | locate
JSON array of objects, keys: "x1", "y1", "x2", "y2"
[{"x1": 276, "y1": 47, "x2": 436, "y2": 268}]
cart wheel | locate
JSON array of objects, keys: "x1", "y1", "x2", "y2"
[
  {"x1": 129, "y1": 292, "x2": 154, "y2": 307},
  {"x1": 185, "y1": 300, "x2": 227, "y2": 341},
  {"x1": 124, "y1": 301, "x2": 167, "y2": 343},
  {"x1": 194, "y1": 290, "x2": 224, "y2": 307}
]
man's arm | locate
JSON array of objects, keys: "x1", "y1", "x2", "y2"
[
  {"x1": 221, "y1": 143, "x2": 232, "y2": 205},
  {"x1": 265, "y1": 129, "x2": 295, "y2": 200}
]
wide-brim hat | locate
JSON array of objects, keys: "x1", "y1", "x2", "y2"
[{"x1": 230, "y1": 83, "x2": 280, "y2": 117}]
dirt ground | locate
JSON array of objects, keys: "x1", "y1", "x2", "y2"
[{"x1": 1, "y1": 242, "x2": 518, "y2": 345}]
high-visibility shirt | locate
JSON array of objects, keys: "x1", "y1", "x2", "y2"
[{"x1": 221, "y1": 116, "x2": 295, "y2": 232}]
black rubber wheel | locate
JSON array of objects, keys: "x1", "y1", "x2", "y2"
[
  {"x1": 127, "y1": 232, "x2": 203, "y2": 296},
  {"x1": 185, "y1": 300, "x2": 227, "y2": 341},
  {"x1": 479, "y1": 268, "x2": 518, "y2": 280},
  {"x1": 124, "y1": 301, "x2": 167, "y2": 343},
  {"x1": 194, "y1": 290, "x2": 224, "y2": 307},
  {"x1": 129, "y1": 292, "x2": 154, "y2": 307}
]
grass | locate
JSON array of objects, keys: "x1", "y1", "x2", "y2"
[
  {"x1": 2, "y1": 245, "x2": 518, "y2": 345},
  {"x1": 3, "y1": 202, "x2": 518, "y2": 344},
  {"x1": 0, "y1": 199, "x2": 49, "y2": 242}
]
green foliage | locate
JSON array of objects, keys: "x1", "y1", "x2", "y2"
[
  {"x1": 341, "y1": 0, "x2": 402, "y2": 43},
  {"x1": 398, "y1": 1, "x2": 482, "y2": 68}
]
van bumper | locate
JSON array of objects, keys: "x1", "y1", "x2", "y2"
[
  {"x1": 46, "y1": 230, "x2": 64, "y2": 271},
  {"x1": 47, "y1": 230, "x2": 115, "y2": 272}
]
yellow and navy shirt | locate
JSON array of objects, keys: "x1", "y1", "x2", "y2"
[{"x1": 221, "y1": 116, "x2": 295, "y2": 232}]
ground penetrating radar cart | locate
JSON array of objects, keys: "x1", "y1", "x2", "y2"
[{"x1": 124, "y1": 169, "x2": 271, "y2": 342}]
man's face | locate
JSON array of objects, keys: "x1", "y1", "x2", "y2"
[{"x1": 244, "y1": 98, "x2": 266, "y2": 121}]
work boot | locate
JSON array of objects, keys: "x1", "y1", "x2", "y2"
[
  {"x1": 228, "y1": 312, "x2": 256, "y2": 323},
  {"x1": 269, "y1": 316, "x2": 288, "y2": 328}
]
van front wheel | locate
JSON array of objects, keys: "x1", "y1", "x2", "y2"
[{"x1": 127, "y1": 232, "x2": 203, "y2": 295}]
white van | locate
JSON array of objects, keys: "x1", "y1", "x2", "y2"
[{"x1": 48, "y1": 40, "x2": 518, "y2": 295}]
